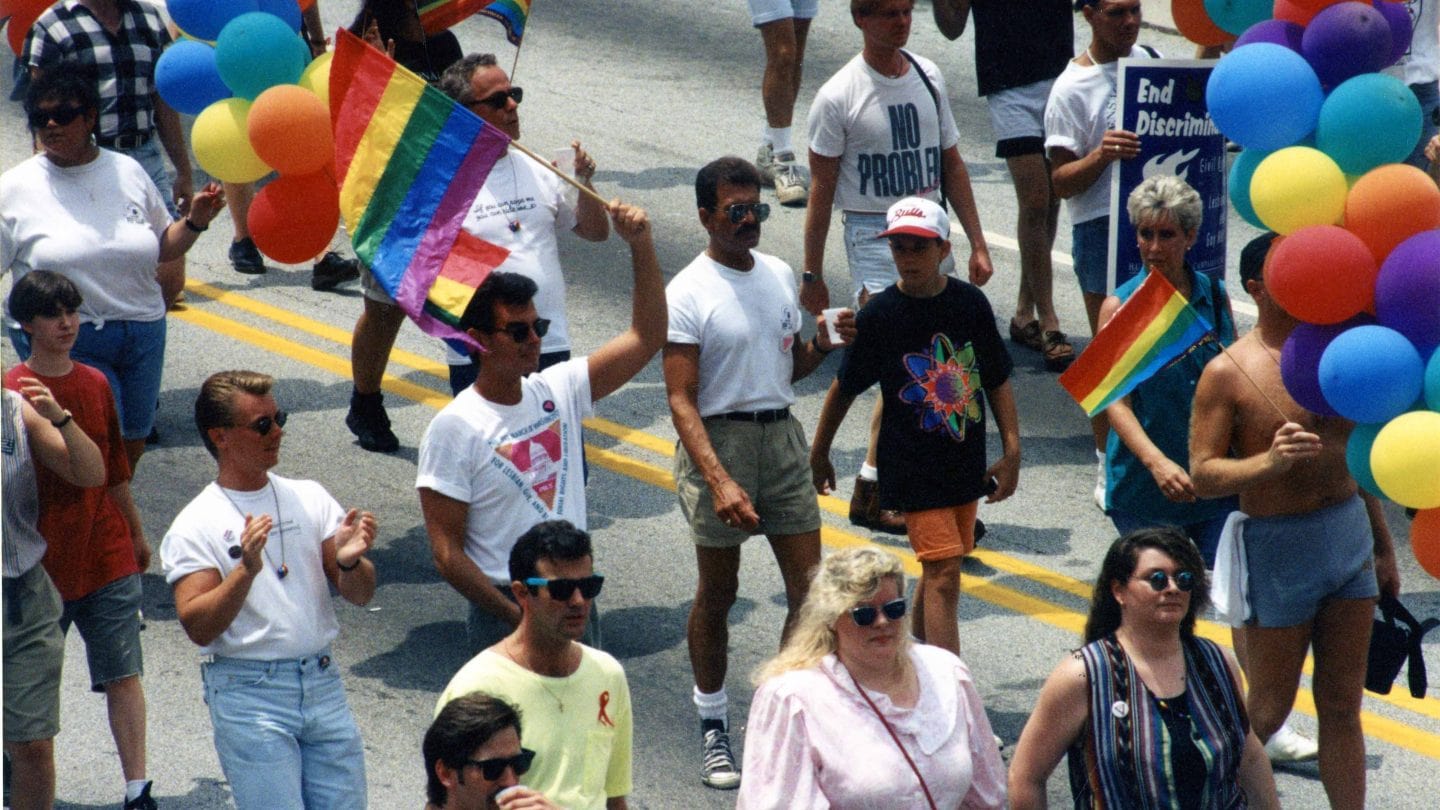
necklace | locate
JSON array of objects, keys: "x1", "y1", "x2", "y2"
[
  {"x1": 217, "y1": 477, "x2": 289, "y2": 579},
  {"x1": 504, "y1": 151, "x2": 521, "y2": 233},
  {"x1": 504, "y1": 638, "x2": 569, "y2": 711}
]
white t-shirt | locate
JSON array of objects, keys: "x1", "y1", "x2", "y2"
[
  {"x1": 666, "y1": 251, "x2": 801, "y2": 416},
  {"x1": 416, "y1": 359, "x2": 593, "y2": 583},
  {"x1": 160, "y1": 474, "x2": 345, "y2": 660},
  {"x1": 461, "y1": 149, "x2": 580, "y2": 355},
  {"x1": 1385, "y1": 0, "x2": 1438, "y2": 86},
  {"x1": 0, "y1": 150, "x2": 170, "y2": 324},
  {"x1": 1044, "y1": 46, "x2": 1158, "y2": 225},
  {"x1": 809, "y1": 52, "x2": 960, "y2": 213}
]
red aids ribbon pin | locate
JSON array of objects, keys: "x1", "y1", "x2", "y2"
[{"x1": 597, "y1": 690, "x2": 614, "y2": 727}]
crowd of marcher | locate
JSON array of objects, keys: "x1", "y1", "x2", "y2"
[{"x1": 3, "y1": 0, "x2": 1437, "y2": 808}]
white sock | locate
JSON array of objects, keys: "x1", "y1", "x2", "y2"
[
  {"x1": 1095, "y1": 449, "x2": 1104, "y2": 465},
  {"x1": 765, "y1": 126, "x2": 795, "y2": 158},
  {"x1": 859, "y1": 462, "x2": 879, "y2": 482},
  {"x1": 126, "y1": 780, "x2": 151, "y2": 802},
  {"x1": 694, "y1": 686, "x2": 728, "y2": 723}
]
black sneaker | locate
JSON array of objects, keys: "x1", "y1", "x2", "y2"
[
  {"x1": 123, "y1": 780, "x2": 158, "y2": 809},
  {"x1": 346, "y1": 391, "x2": 400, "y2": 453},
  {"x1": 228, "y1": 237, "x2": 266, "y2": 274},
  {"x1": 700, "y1": 720, "x2": 740, "y2": 790},
  {"x1": 312, "y1": 252, "x2": 360, "y2": 292}
]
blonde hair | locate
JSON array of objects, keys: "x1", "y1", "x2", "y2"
[{"x1": 753, "y1": 547, "x2": 908, "y2": 683}]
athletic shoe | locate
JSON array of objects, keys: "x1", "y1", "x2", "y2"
[
  {"x1": 312, "y1": 252, "x2": 360, "y2": 292},
  {"x1": 1265, "y1": 722, "x2": 1319, "y2": 763},
  {"x1": 228, "y1": 237, "x2": 266, "y2": 275},
  {"x1": 700, "y1": 722, "x2": 741, "y2": 790},
  {"x1": 756, "y1": 144, "x2": 809, "y2": 206},
  {"x1": 123, "y1": 780, "x2": 158, "y2": 810},
  {"x1": 346, "y1": 391, "x2": 400, "y2": 453}
]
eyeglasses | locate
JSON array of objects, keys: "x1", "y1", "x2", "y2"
[
  {"x1": 28, "y1": 104, "x2": 86, "y2": 129},
  {"x1": 469, "y1": 86, "x2": 523, "y2": 110},
  {"x1": 525, "y1": 574, "x2": 605, "y2": 600},
  {"x1": 849, "y1": 597, "x2": 907, "y2": 627},
  {"x1": 240, "y1": 411, "x2": 288, "y2": 436},
  {"x1": 1133, "y1": 570, "x2": 1196, "y2": 592},
  {"x1": 722, "y1": 202, "x2": 770, "y2": 224},
  {"x1": 464, "y1": 748, "x2": 535, "y2": 780},
  {"x1": 490, "y1": 318, "x2": 550, "y2": 343}
]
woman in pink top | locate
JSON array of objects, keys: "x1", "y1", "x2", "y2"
[{"x1": 736, "y1": 547, "x2": 1005, "y2": 809}]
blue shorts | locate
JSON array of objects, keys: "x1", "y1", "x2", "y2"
[
  {"x1": 73, "y1": 319, "x2": 167, "y2": 441},
  {"x1": 60, "y1": 573, "x2": 144, "y2": 692},
  {"x1": 115, "y1": 138, "x2": 179, "y2": 218},
  {"x1": 1243, "y1": 496, "x2": 1378, "y2": 628},
  {"x1": 1405, "y1": 80, "x2": 1439, "y2": 170},
  {"x1": 1073, "y1": 216, "x2": 1118, "y2": 295}
]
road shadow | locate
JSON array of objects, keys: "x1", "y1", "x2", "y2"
[
  {"x1": 58, "y1": 778, "x2": 230, "y2": 809},
  {"x1": 350, "y1": 620, "x2": 473, "y2": 693},
  {"x1": 601, "y1": 598, "x2": 758, "y2": 661}
]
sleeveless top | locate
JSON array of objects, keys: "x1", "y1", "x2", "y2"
[
  {"x1": 1067, "y1": 635, "x2": 1250, "y2": 809},
  {"x1": 2, "y1": 389, "x2": 48, "y2": 577}
]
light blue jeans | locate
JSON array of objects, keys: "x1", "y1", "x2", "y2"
[{"x1": 200, "y1": 650, "x2": 366, "y2": 809}]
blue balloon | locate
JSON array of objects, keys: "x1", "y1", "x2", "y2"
[
  {"x1": 155, "y1": 39, "x2": 231, "y2": 115},
  {"x1": 215, "y1": 12, "x2": 306, "y2": 101},
  {"x1": 255, "y1": 0, "x2": 303, "y2": 33},
  {"x1": 169, "y1": 0, "x2": 260, "y2": 41},
  {"x1": 1426, "y1": 346, "x2": 1440, "y2": 411},
  {"x1": 1346, "y1": 422, "x2": 1386, "y2": 498},
  {"x1": 1203, "y1": 0, "x2": 1272, "y2": 37},
  {"x1": 1227, "y1": 148, "x2": 1269, "y2": 229},
  {"x1": 1316, "y1": 73, "x2": 1422, "y2": 176},
  {"x1": 1319, "y1": 325, "x2": 1424, "y2": 424},
  {"x1": 1207, "y1": 44, "x2": 1323, "y2": 152}
]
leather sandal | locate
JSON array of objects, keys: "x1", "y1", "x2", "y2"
[
  {"x1": 1042, "y1": 330, "x2": 1075, "y2": 372},
  {"x1": 1008, "y1": 319, "x2": 1043, "y2": 351}
]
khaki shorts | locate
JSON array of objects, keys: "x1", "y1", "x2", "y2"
[
  {"x1": 675, "y1": 414, "x2": 821, "y2": 547},
  {"x1": 904, "y1": 501, "x2": 980, "y2": 562},
  {"x1": 3, "y1": 565, "x2": 64, "y2": 742}
]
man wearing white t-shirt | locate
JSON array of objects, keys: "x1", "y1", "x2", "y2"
[
  {"x1": 417, "y1": 204, "x2": 665, "y2": 654},
  {"x1": 664, "y1": 157, "x2": 853, "y2": 790},
  {"x1": 160, "y1": 370, "x2": 378, "y2": 809}
]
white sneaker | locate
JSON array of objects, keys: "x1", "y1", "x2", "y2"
[
  {"x1": 701, "y1": 727, "x2": 741, "y2": 790},
  {"x1": 1094, "y1": 451, "x2": 1107, "y2": 511},
  {"x1": 756, "y1": 144, "x2": 809, "y2": 206},
  {"x1": 1265, "y1": 722, "x2": 1319, "y2": 763}
]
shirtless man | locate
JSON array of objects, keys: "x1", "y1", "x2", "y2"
[{"x1": 1189, "y1": 234, "x2": 1401, "y2": 810}]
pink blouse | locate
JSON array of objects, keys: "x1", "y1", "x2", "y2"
[{"x1": 737, "y1": 644, "x2": 1006, "y2": 809}]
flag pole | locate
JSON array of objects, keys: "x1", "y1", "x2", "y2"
[
  {"x1": 506, "y1": 139, "x2": 611, "y2": 207},
  {"x1": 1214, "y1": 341, "x2": 1294, "y2": 424}
]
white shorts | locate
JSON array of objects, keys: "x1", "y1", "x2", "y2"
[
  {"x1": 986, "y1": 78, "x2": 1054, "y2": 157},
  {"x1": 748, "y1": 0, "x2": 818, "y2": 26},
  {"x1": 359, "y1": 265, "x2": 396, "y2": 305},
  {"x1": 842, "y1": 211, "x2": 956, "y2": 303}
]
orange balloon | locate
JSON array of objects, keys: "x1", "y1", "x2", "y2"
[
  {"x1": 247, "y1": 84, "x2": 334, "y2": 177},
  {"x1": 1411, "y1": 508, "x2": 1440, "y2": 581},
  {"x1": 1173, "y1": 0, "x2": 1234, "y2": 48},
  {"x1": 1273, "y1": 0, "x2": 1349, "y2": 25},
  {"x1": 1345, "y1": 164, "x2": 1440, "y2": 264},
  {"x1": 300, "y1": 0, "x2": 317, "y2": 9},
  {"x1": 247, "y1": 172, "x2": 340, "y2": 264}
]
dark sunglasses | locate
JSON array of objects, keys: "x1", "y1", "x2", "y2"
[
  {"x1": 470, "y1": 86, "x2": 523, "y2": 110},
  {"x1": 1134, "y1": 570, "x2": 1197, "y2": 592},
  {"x1": 240, "y1": 411, "x2": 288, "y2": 436},
  {"x1": 491, "y1": 318, "x2": 550, "y2": 343},
  {"x1": 465, "y1": 748, "x2": 535, "y2": 780},
  {"x1": 850, "y1": 597, "x2": 907, "y2": 627},
  {"x1": 723, "y1": 202, "x2": 770, "y2": 224},
  {"x1": 524, "y1": 574, "x2": 604, "y2": 601},
  {"x1": 28, "y1": 104, "x2": 86, "y2": 129}
]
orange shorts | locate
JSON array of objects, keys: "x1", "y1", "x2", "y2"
[{"x1": 903, "y1": 501, "x2": 980, "y2": 562}]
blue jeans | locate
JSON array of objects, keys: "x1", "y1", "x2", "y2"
[
  {"x1": 201, "y1": 650, "x2": 366, "y2": 809},
  {"x1": 114, "y1": 138, "x2": 178, "y2": 218},
  {"x1": 1406, "y1": 80, "x2": 1440, "y2": 170}
]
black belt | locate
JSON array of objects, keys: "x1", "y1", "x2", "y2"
[
  {"x1": 98, "y1": 132, "x2": 151, "y2": 150},
  {"x1": 706, "y1": 407, "x2": 790, "y2": 424}
]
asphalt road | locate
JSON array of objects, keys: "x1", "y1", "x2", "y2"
[{"x1": 3, "y1": 2, "x2": 1438, "y2": 808}]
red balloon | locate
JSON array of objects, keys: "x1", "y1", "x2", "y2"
[
  {"x1": 1273, "y1": 0, "x2": 1349, "y2": 25},
  {"x1": 4, "y1": 0, "x2": 52, "y2": 56},
  {"x1": 1173, "y1": 0, "x2": 1234, "y2": 48},
  {"x1": 1265, "y1": 225, "x2": 1378, "y2": 324},
  {"x1": 247, "y1": 172, "x2": 340, "y2": 264},
  {"x1": 1345, "y1": 164, "x2": 1440, "y2": 264},
  {"x1": 1411, "y1": 508, "x2": 1440, "y2": 580}
]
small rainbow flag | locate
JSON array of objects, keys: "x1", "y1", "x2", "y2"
[
  {"x1": 331, "y1": 29, "x2": 511, "y2": 348},
  {"x1": 1060, "y1": 272, "x2": 1216, "y2": 416},
  {"x1": 418, "y1": 0, "x2": 530, "y2": 44}
]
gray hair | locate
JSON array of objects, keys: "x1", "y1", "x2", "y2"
[
  {"x1": 1126, "y1": 174, "x2": 1203, "y2": 235},
  {"x1": 438, "y1": 53, "x2": 500, "y2": 104}
]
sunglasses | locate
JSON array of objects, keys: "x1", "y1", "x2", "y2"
[
  {"x1": 850, "y1": 597, "x2": 908, "y2": 627},
  {"x1": 490, "y1": 318, "x2": 550, "y2": 343},
  {"x1": 525, "y1": 574, "x2": 605, "y2": 601},
  {"x1": 470, "y1": 86, "x2": 523, "y2": 110},
  {"x1": 28, "y1": 104, "x2": 86, "y2": 129},
  {"x1": 1134, "y1": 570, "x2": 1196, "y2": 592},
  {"x1": 240, "y1": 411, "x2": 288, "y2": 436},
  {"x1": 723, "y1": 202, "x2": 770, "y2": 224},
  {"x1": 464, "y1": 748, "x2": 535, "y2": 780}
]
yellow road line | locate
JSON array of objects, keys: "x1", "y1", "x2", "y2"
[{"x1": 175, "y1": 282, "x2": 1440, "y2": 746}]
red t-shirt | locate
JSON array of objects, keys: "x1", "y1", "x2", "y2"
[{"x1": 4, "y1": 362, "x2": 137, "y2": 600}]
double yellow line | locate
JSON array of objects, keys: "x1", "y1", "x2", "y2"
[{"x1": 172, "y1": 278, "x2": 1440, "y2": 760}]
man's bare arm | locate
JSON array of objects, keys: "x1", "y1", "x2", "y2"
[
  {"x1": 587, "y1": 203, "x2": 666, "y2": 401},
  {"x1": 1189, "y1": 362, "x2": 1320, "y2": 498},
  {"x1": 419, "y1": 488, "x2": 521, "y2": 627}
]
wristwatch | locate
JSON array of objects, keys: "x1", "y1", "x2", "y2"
[{"x1": 802, "y1": 271, "x2": 817, "y2": 283}]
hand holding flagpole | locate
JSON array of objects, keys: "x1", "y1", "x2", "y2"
[{"x1": 505, "y1": 138, "x2": 611, "y2": 208}]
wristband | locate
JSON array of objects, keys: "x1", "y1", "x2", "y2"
[
  {"x1": 183, "y1": 217, "x2": 208, "y2": 233},
  {"x1": 51, "y1": 411, "x2": 73, "y2": 430},
  {"x1": 811, "y1": 337, "x2": 834, "y2": 355},
  {"x1": 337, "y1": 557, "x2": 363, "y2": 572}
]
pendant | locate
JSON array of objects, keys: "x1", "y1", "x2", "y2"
[
  {"x1": 277, "y1": 564, "x2": 289, "y2": 580},
  {"x1": 508, "y1": 220, "x2": 521, "y2": 232}
]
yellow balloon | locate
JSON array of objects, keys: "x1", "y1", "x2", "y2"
[
  {"x1": 1250, "y1": 146, "x2": 1347, "y2": 235},
  {"x1": 298, "y1": 51, "x2": 333, "y2": 112},
  {"x1": 192, "y1": 98, "x2": 272, "y2": 184},
  {"x1": 1371, "y1": 411, "x2": 1440, "y2": 509}
]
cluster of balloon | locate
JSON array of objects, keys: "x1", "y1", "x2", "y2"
[
  {"x1": 1177, "y1": 0, "x2": 1440, "y2": 578},
  {"x1": 2, "y1": 0, "x2": 53, "y2": 57},
  {"x1": 157, "y1": 0, "x2": 340, "y2": 264}
]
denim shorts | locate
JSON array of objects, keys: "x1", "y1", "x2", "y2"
[
  {"x1": 115, "y1": 138, "x2": 178, "y2": 219},
  {"x1": 60, "y1": 573, "x2": 144, "y2": 692},
  {"x1": 2, "y1": 565, "x2": 64, "y2": 742},
  {"x1": 1072, "y1": 215, "x2": 1129, "y2": 295},
  {"x1": 748, "y1": 0, "x2": 818, "y2": 26},
  {"x1": 1243, "y1": 496, "x2": 1378, "y2": 628},
  {"x1": 842, "y1": 212, "x2": 957, "y2": 303},
  {"x1": 201, "y1": 649, "x2": 366, "y2": 809},
  {"x1": 70, "y1": 318, "x2": 167, "y2": 441}
]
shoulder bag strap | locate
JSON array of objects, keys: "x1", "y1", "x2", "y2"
[
  {"x1": 844, "y1": 664, "x2": 939, "y2": 810},
  {"x1": 899, "y1": 50, "x2": 949, "y2": 214}
]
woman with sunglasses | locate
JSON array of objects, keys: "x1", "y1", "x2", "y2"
[
  {"x1": 1009, "y1": 528, "x2": 1278, "y2": 809},
  {"x1": 1, "y1": 62, "x2": 224, "y2": 471},
  {"x1": 737, "y1": 547, "x2": 1005, "y2": 809}
]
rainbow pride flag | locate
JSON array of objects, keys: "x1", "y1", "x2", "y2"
[
  {"x1": 418, "y1": 0, "x2": 530, "y2": 44},
  {"x1": 1060, "y1": 272, "x2": 1216, "y2": 416},
  {"x1": 330, "y1": 29, "x2": 511, "y2": 348}
]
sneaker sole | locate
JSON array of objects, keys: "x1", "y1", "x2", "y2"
[
  {"x1": 774, "y1": 184, "x2": 808, "y2": 207},
  {"x1": 701, "y1": 773, "x2": 741, "y2": 790},
  {"x1": 232, "y1": 264, "x2": 267, "y2": 275}
]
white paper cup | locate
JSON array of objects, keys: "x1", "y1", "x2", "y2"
[
  {"x1": 495, "y1": 785, "x2": 527, "y2": 804},
  {"x1": 552, "y1": 147, "x2": 576, "y2": 173},
  {"x1": 822, "y1": 307, "x2": 849, "y2": 347}
]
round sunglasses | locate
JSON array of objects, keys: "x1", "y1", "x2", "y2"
[{"x1": 1132, "y1": 570, "x2": 1196, "y2": 592}]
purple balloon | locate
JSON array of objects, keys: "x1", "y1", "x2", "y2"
[
  {"x1": 1302, "y1": 2, "x2": 1393, "y2": 87},
  {"x1": 1283, "y1": 317, "x2": 1373, "y2": 417},
  {"x1": 1374, "y1": 0, "x2": 1414, "y2": 68},
  {"x1": 1376, "y1": 231, "x2": 1440, "y2": 355},
  {"x1": 1236, "y1": 19, "x2": 1305, "y2": 53}
]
